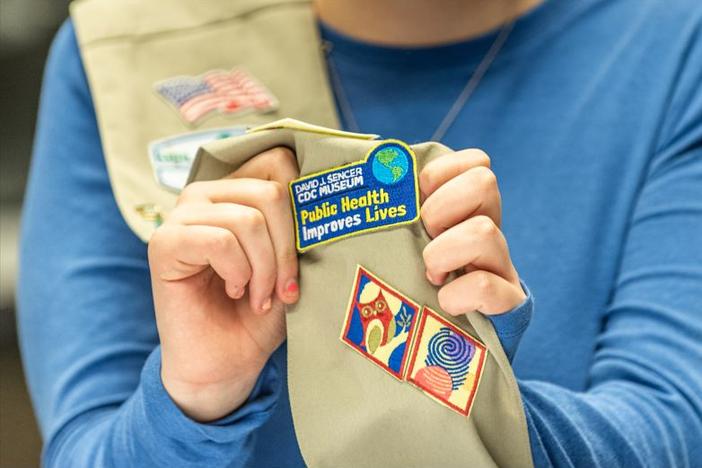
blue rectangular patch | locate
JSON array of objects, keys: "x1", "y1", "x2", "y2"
[{"x1": 289, "y1": 140, "x2": 420, "y2": 252}]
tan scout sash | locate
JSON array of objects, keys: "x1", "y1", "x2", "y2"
[
  {"x1": 71, "y1": 0, "x2": 338, "y2": 241},
  {"x1": 71, "y1": 0, "x2": 532, "y2": 465},
  {"x1": 189, "y1": 119, "x2": 532, "y2": 468}
]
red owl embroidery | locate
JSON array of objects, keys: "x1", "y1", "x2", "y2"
[{"x1": 356, "y1": 290, "x2": 396, "y2": 354}]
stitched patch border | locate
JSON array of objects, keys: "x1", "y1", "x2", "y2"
[
  {"x1": 340, "y1": 265, "x2": 421, "y2": 381},
  {"x1": 406, "y1": 307, "x2": 487, "y2": 417}
]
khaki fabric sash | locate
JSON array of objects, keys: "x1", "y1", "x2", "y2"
[
  {"x1": 71, "y1": 0, "x2": 532, "y2": 462},
  {"x1": 191, "y1": 122, "x2": 533, "y2": 468},
  {"x1": 71, "y1": 0, "x2": 338, "y2": 241}
]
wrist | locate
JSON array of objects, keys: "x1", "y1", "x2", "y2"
[{"x1": 161, "y1": 367, "x2": 262, "y2": 423}]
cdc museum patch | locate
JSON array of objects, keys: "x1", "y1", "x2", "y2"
[{"x1": 289, "y1": 140, "x2": 420, "y2": 252}]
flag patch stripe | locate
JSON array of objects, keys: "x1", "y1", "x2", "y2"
[{"x1": 154, "y1": 68, "x2": 278, "y2": 124}]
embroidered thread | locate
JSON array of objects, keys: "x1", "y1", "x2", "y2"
[
  {"x1": 340, "y1": 267, "x2": 488, "y2": 417},
  {"x1": 340, "y1": 266, "x2": 420, "y2": 380},
  {"x1": 154, "y1": 68, "x2": 278, "y2": 125},
  {"x1": 290, "y1": 140, "x2": 420, "y2": 252},
  {"x1": 407, "y1": 307, "x2": 487, "y2": 417}
]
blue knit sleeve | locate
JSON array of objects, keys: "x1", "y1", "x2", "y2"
[
  {"x1": 487, "y1": 281, "x2": 534, "y2": 362},
  {"x1": 17, "y1": 21, "x2": 282, "y2": 468},
  {"x1": 518, "y1": 25, "x2": 702, "y2": 466}
]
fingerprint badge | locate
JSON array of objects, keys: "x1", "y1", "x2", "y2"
[
  {"x1": 406, "y1": 307, "x2": 487, "y2": 416},
  {"x1": 340, "y1": 266, "x2": 420, "y2": 380}
]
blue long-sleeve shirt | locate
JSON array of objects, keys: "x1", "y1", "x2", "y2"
[{"x1": 18, "y1": 0, "x2": 702, "y2": 466}]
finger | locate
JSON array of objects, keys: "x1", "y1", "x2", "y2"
[
  {"x1": 244, "y1": 181, "x2": 297, "y2": 304},
  {"x1": 419, "y1": 148, "x2": 491, "y2": 199},
  {"x1": 232, "y1": 147, "x2": 299, "y2": 302},
  {"x1": 172, "y1": 203, "x2": 277, "y2": 313},
  {"x1": 231, "y1": 146, "x2": 299, "y2": 186},
  {"x1": 421, "y1": 165, "x2": 501, "y2": 238},
  {"x1": 423, "y1": 215, "x2": 518, "y2": 285},
  {"x1": 149, "y1": 224, "x2": 251, "y2": 299},
  {"x1": 177, "y1": 178, "x2": 298, "y2": 304},
  {"x1": 438, "y1": 270, "x2": 526, "y2": 316}
]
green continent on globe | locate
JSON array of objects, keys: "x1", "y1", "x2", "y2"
[
  {"x1": 390, "y1": 166, "x2": 404, "y2": 181},
  {"x1": 376, "y1": 148, "x2": 405, "y2": 182}
]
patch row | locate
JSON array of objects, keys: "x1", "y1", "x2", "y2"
[{"x1": 340, "y1": 265, "x2": 487, "y2": 416}]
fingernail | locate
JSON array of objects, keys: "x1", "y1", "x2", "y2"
[
  {"x1": 261, "y1": 297, "x2": 272, "y2": 311},
  {"x1": 284, "y1": 279, "x2": 299, "y2": 297},
  {"x1": 232, "y1": 287, "x2": 244, "y2": 299},
  {"x1": 425, "y1": 269, "x2": 436, "y2": 284}
]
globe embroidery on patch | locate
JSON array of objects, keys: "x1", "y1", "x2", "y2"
[{"x1": 371, "y1": 145, "x2": 409, "y2": 184}]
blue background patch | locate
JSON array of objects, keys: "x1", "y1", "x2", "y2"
[{"x1": 290, "y1": 141, "x2": 419, "y2": 252}]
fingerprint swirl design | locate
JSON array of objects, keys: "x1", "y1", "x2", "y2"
[{"x1": 425, "y1": 327, "x2": 475, "y2": 390}]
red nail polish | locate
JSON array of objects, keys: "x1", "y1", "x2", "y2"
[{"x1": 285, "y1": 279, "x2": 299, "y2": 296}]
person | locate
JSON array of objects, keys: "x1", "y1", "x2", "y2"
[{"x1": 18, "y1": 0, "x2": 702, "y2": 466}]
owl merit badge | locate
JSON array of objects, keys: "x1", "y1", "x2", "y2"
[
  {"x1": 341, "y1": 266, "x2": 487, "y2": 417},
  {"x1": 340, "y1": 266, "x2": 420, "y2": 380},
  {"x1": 289, "y1": 140, "x2": 420, "y2": 252}
]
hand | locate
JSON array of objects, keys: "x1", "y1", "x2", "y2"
[
  {"x1": 148, "y1": 147, "x2": 299, "y2": 422},
  {"x1": 419, "y1": 149, "x2": 526, "y2": 316}
]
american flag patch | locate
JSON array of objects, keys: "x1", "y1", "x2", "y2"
[{"x1": 154, "y1": 68, "x2": 278, "y2": 124}]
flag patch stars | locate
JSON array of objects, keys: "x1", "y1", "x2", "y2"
[
  {"x1": 340, "y1": 266, "x2": 487, "y2": 417},
  {"x1": 154, "y1": 68, "x2": 278, "y2": 125}
]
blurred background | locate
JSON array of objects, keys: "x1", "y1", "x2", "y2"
[{"x1": 1, "y1": 0, "x2": 71, "y2": 466}]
